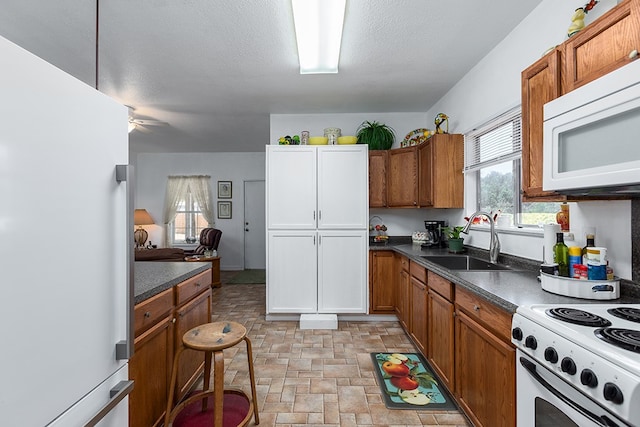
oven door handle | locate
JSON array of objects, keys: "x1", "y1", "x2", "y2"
[{"x1": 520, "y1": 357, "x2": 628, "y2": 427}]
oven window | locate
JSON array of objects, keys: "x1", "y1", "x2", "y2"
[{"x1": 535, "y1": 398, "x2": 579, "y2": 427}]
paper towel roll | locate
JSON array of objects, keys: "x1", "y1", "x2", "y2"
[{"x1": 543, "y1": 223, "x2": 561, "y2": 264}]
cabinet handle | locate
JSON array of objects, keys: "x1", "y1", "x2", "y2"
[
  {"x1": 195, "y1": 282, "x2": 201, "y2": 287},
  {"x1": 630, "y1": 49, "x2": 638, "y2": 59},
  {"x1": 172, "y1": 318, "x2": 176, "y2": 323},
  {"x1": 144, "y1": 311, "x2": 151, "y2": 318},
  {"x1": 474, "y1": 305, "x2": 480, "y2": 311}
]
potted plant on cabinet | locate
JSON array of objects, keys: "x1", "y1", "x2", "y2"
[
  {"x1": 442, "y1": 226, "x2": 465, "y2": 253},
  {"x1": 356, "y1": 120, "x2": 396, "y2": 150}
]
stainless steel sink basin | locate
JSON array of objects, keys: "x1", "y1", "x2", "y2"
[{"x1": 421, "y1": 255, "x2": 512, "y2": 271}]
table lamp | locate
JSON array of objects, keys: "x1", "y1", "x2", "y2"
[{"x1": 134, "y1": 209, "x2": 155, "y2": 248}]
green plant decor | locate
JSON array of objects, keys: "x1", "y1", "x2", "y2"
[
  {"x1": 442, "y1": 226, "x2": 464, "y2": 240},
  {"x1": 442, "y1": 226, "x2": 465, "y2": 253},
  {"x1": 356, "y1": 120, "x2": 396, "y2": 150}
]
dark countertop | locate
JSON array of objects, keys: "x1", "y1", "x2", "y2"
[
  {"x1": 134, "y1": 261, "x2": 210, "y2": 304},
  {"x1": 370, "y1": 237, "x2": 640, "y2": 313}
]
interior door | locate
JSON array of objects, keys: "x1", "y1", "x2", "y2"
[{"x1": 244, "y1": 180, "x2": 266, "y2": 269}]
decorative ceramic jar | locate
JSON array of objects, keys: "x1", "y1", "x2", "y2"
[{"x1": 324, "y1": 127, "x2": 341, "y2": 145}]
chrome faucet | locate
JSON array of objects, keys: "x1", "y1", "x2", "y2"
[{"x1": 462, "y1": 211, "x2": 501, "y2": 264}]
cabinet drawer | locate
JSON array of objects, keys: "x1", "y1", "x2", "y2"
[
  {"x1": 176, "y1": 270, "x2": 212, "y2": 306},
  {"x1": 455, "y1": 286, "x2": 512, "y2": 342},
  {"x1": 134, "y1": 288, "x2": 174, "y2": 336},
  {"x1": 428, "y1": 271, "x2": 453, "y2": 301},
  {"x1": 409, "y1": 260, "x2": 426, "y2": 283},
  {"x1": 399, "y1": 255, "x2": 410, "y2": 272}
]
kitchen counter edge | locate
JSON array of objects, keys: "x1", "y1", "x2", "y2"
[
  {"x1": 371, "y1": 241, "x2": 640, "y2": 313},
  {"x1": 134, "y1": 261, "x2": 211, "y2": 304}
]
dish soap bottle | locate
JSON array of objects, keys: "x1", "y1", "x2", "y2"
[{"x1": 554, "y1": 232, "x2": 569, "y2": 277}]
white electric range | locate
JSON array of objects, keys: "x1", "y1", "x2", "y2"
[{"x1": 512, "y1": 304, "x2": 640, "y2": 427}]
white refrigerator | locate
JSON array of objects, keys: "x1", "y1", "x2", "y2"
[{"x1": 0, "y1": 36, "x2": 132, "y2": 426}]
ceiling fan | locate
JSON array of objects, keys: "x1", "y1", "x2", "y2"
[{"x1": 127, "y1": 107, "x2": 169, "y2": 133}]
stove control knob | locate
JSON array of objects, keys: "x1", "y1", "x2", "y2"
[
  {"x1": 603, "y1": 383, "x2": 624, "y2": 404},
  {"x1": 580, "y1": 369, "x2": 598, "y2": 388},
  {"x1": 544, "y1": 347, "x2": 558, "y2": 363},
  {"x1": 524, "y1": 335, "x2": 537, "y2": 350},
  {"x1": 512, "y1": 327, "x2": 523, "y2": 341},
  {"x1": 561, "y1": 357, "x2": 577, "y2": 375}
]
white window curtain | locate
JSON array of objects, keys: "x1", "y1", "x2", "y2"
[{"x1": 163, "y1": 175, "x2": 215, "y2": 246}]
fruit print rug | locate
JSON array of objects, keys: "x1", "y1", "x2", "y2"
[{"x1": 370, "y1": 352, "x2": 457, "y2": 410}]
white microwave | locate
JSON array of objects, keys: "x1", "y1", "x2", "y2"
[{"x1": 543, "y1": 58, "x2": 640, "y2": 195}]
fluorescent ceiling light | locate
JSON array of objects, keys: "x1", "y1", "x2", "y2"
[{"x1": 292, "y1": 0, "x2": 346, "y2": 74}]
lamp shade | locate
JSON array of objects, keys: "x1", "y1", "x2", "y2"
[{"x1": 134, "y1": 209, "x2": 155, "y2": 225}]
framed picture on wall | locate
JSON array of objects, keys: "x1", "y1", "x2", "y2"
[
  {"x1": 218, "y1": 201, "x2": 232, "y2": 219},
  {"x1": 218, "y1": 181, "x2": 232, "y2": 199}
]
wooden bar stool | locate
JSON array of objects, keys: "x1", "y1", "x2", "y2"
[{"x1": 165, "y1": 321, "x2": 260, "y2": 427}]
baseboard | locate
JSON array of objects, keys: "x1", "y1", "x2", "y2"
[
  {"x1": 338, "y1": 314, "x2": 398, "y2": 322},
  {"x1": 264, "y1": 313, "x2": 399, "y2": 323}
]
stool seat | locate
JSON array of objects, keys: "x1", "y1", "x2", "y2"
[
  {"x1": 165, "y1": 321, "x2": 259, "y2": 427},
  {"x1": 183, "y1": 321, "x2": 246, "y2": 352}
]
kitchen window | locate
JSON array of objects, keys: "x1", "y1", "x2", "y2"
[
  {"x1": 171, "y1": 191, "x2": 207, "y2": 244},
  {"x1": 465, "y1": 108, "x2": 560, "y2": 228},
  {"x1": 164, "y1": 175, "x2": 215, "y2": 246}
]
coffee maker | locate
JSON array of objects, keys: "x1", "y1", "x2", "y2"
[{"x1": 422, "y1": 220, "x2": 446, "y2": 248}]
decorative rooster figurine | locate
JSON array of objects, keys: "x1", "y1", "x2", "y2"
[{"x1": 434, "y1": 113, "x2": 449, "y2": 134}]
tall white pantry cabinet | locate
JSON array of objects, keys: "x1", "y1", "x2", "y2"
[{"x1": 266, "y1": 145, "x2": 369, "y2": 317}]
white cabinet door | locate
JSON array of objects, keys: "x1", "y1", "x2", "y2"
[
  {"x1": 266, "y1": 146, "x2": 317, "y2": 229},
  {"x1": 317, "y1": 146, "x2": 368, "y2": 229},
  {"x1": 317, "y1": 230, "x2": 368, "y2": 313},
  {"x1": 267, "y1": 230, "x2": 317, "y2": 313}
]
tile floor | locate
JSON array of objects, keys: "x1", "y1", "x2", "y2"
[{"x1": 208, "y1": 272, "x2": 471, "y2": 426}]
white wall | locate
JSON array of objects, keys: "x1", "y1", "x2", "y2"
[
  {"x1": 135, "y1": 152, "x2": 265, "y2": 270},
  {"x1": 422, "y1": 0, "x2": 632, "y2": 278}
]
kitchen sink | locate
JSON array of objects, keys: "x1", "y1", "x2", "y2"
[{"x1": 421, "y1": 255, "x2": 512, "y2": 271}]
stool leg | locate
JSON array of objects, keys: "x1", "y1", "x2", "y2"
[
  {"x1": 213, "y1": 350, "x2": 225, "y2": 427},
  {"x1": 165, "y1": 347, "x2": 186, "y2": 427},
  {"x1": 201, "y1": 350, "x2": 212, "y2": 411},
  {"x1": 244, "y1": 336, "x2": 260, "y2": 425}
]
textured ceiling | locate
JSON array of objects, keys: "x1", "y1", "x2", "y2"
[{"x1": 1, "y1": 1, "x2": 542, "y2": 153}]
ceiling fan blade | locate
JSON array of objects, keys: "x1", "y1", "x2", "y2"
[{"x1": 132, "y1": 119, "x2": 169, "y2": 127}]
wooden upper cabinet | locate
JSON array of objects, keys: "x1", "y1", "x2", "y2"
[
  {"x1": 368, "y1": 150, "x2": 387, "y2": 208},
  {"x1": 387, "y1": 146, "x2": 418, "y2": 207},
  {"x1": 521, "y1": 49, "x2": 565, "y2": 200},
  {"x1": 420, "y1": 134, "x2": 464, "y2": 208},
  {"x1": 417, "y1": 141, "x2": 433, "y2": 207},
  {"x1": 564, "y1": 0, "x2": 640, "y2": 93}
]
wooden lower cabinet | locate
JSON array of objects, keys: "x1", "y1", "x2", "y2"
[
  {"x1": 396, "y1": 255, "x2": 410, "y2": 330},
  {"x1": 408, "y1": 261, "x2": 428, "y2": 355},
  {"x1": 174, "y1": 289, "x2": 212, "y2": 400},
  {"x1": 369, "y1": 250, "x2": 396, "y2": 313},
  {"x1": 129, "y1": 270, "x2": 212, "y2": 427},
  {"x1": 427, "y1": 288, "x2": 454, "y2": 391},
  {"x1": 454, "y1": 292, "x2": 515, "y2": 427},
  {"x1": 409, "y1": 277, "x2": 427, "y2": 354}
]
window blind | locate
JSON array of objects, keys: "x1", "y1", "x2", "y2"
[{"x1": 464, "y1": 107, "x2": 521, "y2": 173}]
